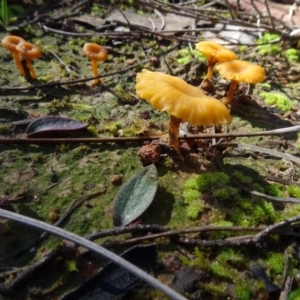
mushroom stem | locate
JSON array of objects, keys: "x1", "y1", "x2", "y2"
[
  {"x1": 91, "y1": 60, "x2": 99, "y2": 85},
  {"x1": 222, "y1": 80, "x2": 239, "y2": 105},
  {"x1": 25, "y1": 59, "x2": 36, "y2": 79},
  {"x1": 206, "y1": 62, "x2": 215, "y2": 80},
  {"x1": 168, "y1": 115, "x2": 182, "y2": 149},
  {"x1": 12, "y1": 51, "x2": 25, "y2": 77}
]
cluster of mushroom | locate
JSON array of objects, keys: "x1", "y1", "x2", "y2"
[
  {"x1": 1, "y1": 36, "x2": 108, "y2": 85},
  {"x1": 135, "y1": 69, "x2": 232, "y2": 150},
  {"x1": 1, "y1": 35, "x2": 42, "y2": 79},
  {"x1": 135, "y1": 42, "x2": 266, "y2": 152},
  {"x1": 195, "y1": 41, "x2": 266, "y2": 104}
]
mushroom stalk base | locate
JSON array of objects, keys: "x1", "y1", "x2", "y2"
[
  {"x1": 169, "y1": 115, "x2": 182, "y2": 149},
  {"x1": 222, "y1": 80, "x2": 239, "y2": 105},
  {"x1": 91, "y1": 60, "x2": 99, "y2": 85},
  {"x1": 13, "y1": 51, "x2": 25, "y2": 77},
  {"x1": 206, "y1": 63, "x2": 214, "y2": 80},
  {"x1": 26, "y1": 59, "x2": 36, "y2": 79}
]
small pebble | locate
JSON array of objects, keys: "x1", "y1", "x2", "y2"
[{"x1": 110, "y1": 174, "x2": 122, "y2": 185}]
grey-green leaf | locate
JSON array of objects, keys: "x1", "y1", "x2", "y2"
[
  {"x1": 26, "y1": 116, "x2": 88, "y2": 137},
  {"x1": 113, "y1": 164, "x2": 158, "y2": 226}
]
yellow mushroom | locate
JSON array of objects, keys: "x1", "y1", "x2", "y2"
[
  {"x1": 195, "y1": 41, "x2": 237, "y2": 80},
  {"x1": 16, "y1": 41, "x2": 42, "y2": 79},
  {"x1": 216, "y1": 60, "x2": 265, "y2": 105},
  {"x1": 136, "y1": 69, "x2": 232, "y2": 149},
  {"x1": 1, "y1": 35, "x2": 26, "y2": 76},
  {"x1": 83, "y1": 43, "x2": 108, "y2": 85}
]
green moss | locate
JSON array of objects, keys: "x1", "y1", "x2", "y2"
[
  {"x1": 183, "y1": 189, "x2": 200, "y2": 202},
  {"x1": 183, "y1": 188, "x2": 204, "y2": 220},
  {"x1": 183, "y1": 172, "x2": 234, "y2": 219},
  {"x1": 265, "y1": 252, "x2": 285, "y2": 275},
  {"x1": 217, "y1": 248, "x2": 245, "y2": 266},
  {"x1": 260, "y1": 92, "x2": 296, "y2": 112},
  {"x1": 65, "y1": 259, "x2": 78, "y2": 272},
  {"x1": 257, "y1": 44, "x2": 280, "y2": 56},
  {"x1": 228, "y1": 207, "x2": 249, "y2": 226},
  {"x1": 86, "y1": 125, "x2": 98, "y2": 137},
  {"x1": 261, "y1": 201, "x2": 277, "y2": 223},
  {"x1": 210, "y1": 261, "x2": 235, "y2": 279},
  {"x1": 265, "y1": 182, "x2": 285, "y2": 197},
  {"x1": 177, "y1": 47, "x2": 206, "y2": 65},
  {"x1": 184, "y1": 177, "x2": 199, "y2": 190},
  {"x1": 163, "y1": 156, "x2": 173, "y2": 168},
  {"x1": 46, "y1": 97, "x2": 73, "y2": 114},
  {"x1": 237, "y1": 198, "x2": 252, "y2": 211},
  {"x1": 186, "y1": 201, "x2": 204, "y2": 220},
  {"x1": 184, "y1": 171, "x2": 278, "y2": 226},
  {"x1": 103, "y1": 121, "x2": 121, "y2": 136},
  {"x1": 257, "y1": 33, "x2": 280, "y2": 43},
  {"x1": 232, "y1": 170, "x2": 253, "y2": 185},
  {"x1": 195, "y1": 172, "x2": 230, "y2": 192},
  {"x1": 213, "y1": 186, "x2": 238, "y2": 200},
  {"x1": 239, "y1": 45, "x2": 248, "y2": 53},
  {"x1": 180, "y1": 247, "x2": 210, "y2": 270},
  {"x1": 193, "y1": 247, "x2": 211, "y2": 270},
  {"x1": 202, "y1": 282, "x2": 228, "y2": 296},
  {"x1": 252, "y1": 203, "x2": 268, "y2": 224},
  {"x1": 212, "y1": 220, "x2": 233, "y2": 227},
  {"x1": 256, "y1": 33, "x2": 280, "y2": 56},
  {"x1": 234, "y1": 280, "x2": 251, "y2": 300},
  {"x1": 287, "y1": 185, "x2": 300, "y2": 198},
  {"x1": 257, "y1": 82, "x2": 271, "y2": 91},
  {"x1": 283, "y1": 48, "x2": 300, "y2": 62},
  {"x1": 278, "y1": 203, "x2": 300, "y2": 220},
  {"x1": 114, "y1": 84, "x2": 137, "y2": 105}
]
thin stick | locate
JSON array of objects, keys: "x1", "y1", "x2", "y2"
[
  {"x1": 1, "y1": 124, "x2": 300, "y2": 144},
  {"x1": 102, "y1": 226, "x2": 264, "y2": 247},
  {"x1": 0, "y1": 208, "x2": 187, "y2": 300},
  {"x1": 213, "y1": 142, "x2": 300, "y2": 165},
  {"x1": 279, "y1": 276, "x2": 293, "y2": 300},
  {"x1": 263, "y1": 0, "x2": 276, "y2": 31},
  {"x1": 252, "y1": 215, "x2": 300, "y2": 243}
]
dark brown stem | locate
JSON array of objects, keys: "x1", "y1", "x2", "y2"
[
  {"x1": 222, "y1": 80, "x2": 239, "y2": 104},
  {"x1": 168, "y1": 115, "x2": 182, "y2": 149}
]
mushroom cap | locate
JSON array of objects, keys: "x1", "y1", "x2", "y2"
[
  {"x1": 16, "y1": 42, "x2": 42, "y2": 59},
  {"x1": 136, "y1": 69, "x2": 232, "y2": 126},
  {"x1": 83, "y1": 43, "x2": 108, "y2": 61},
  {"x1": 216, "y1": 60, "x2": 265, "y2": 83},
  {"x1": 195, "y1": 41, "x2": 237, "y2": 63},
  {"x1": 1, "y1": 35, "x2": 25, "y2": 52}
]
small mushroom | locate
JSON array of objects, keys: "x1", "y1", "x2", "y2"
[
  {"x1": 136, "y1": 69, "x2": 232, "y2": 149},
  {"x1": 216, "y1": 60, "x2": 265, "y2": 105},
  {"x1": 1, "y1": 35, "x2": 26, "y2": 76},
  {"x1": 195, "y1": 41, "x2": 237, "y2": 80},
  {"x1": 83, "y1": 43, "x2": 108, "y2": 85},
  {"x1": 16, "y1": 41, "x2": 42, "y2": 79}
]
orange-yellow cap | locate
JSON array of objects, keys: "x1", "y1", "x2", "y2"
[
  {"x1": 83, "y1": 43, "x2": 108, "y2": 61},
  {"x1": 216, "y1": 60, "x2": 265, "y2": 83},
  {"x1": 16, "y1": 41, "x2": 41, "y2": 59},
  {"x1": 136, "y1": 69, "x2": 232, "y2": 126},
  {"x1": 195, "y1": 41, "x2": 237, "y2": 64}
]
